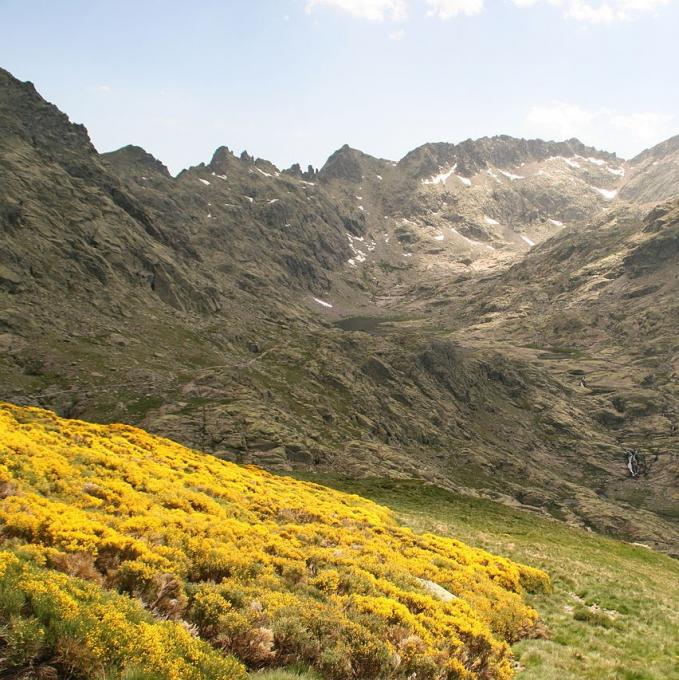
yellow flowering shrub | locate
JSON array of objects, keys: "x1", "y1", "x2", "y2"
[{"x1": 0, "y1": 403, "x2": 550, "y2": 679}]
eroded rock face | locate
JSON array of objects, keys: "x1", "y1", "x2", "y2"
[{"x1": 1, "y1": 65, "x2": 677, "y2": 552}]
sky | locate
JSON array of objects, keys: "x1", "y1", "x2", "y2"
[{"x1": 1, "y1": 0, "x2": 677, "y2": 174}]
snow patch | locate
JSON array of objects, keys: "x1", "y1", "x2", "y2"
[
  {"x1": 256, "y1": 167, "x2": 278, "y2": 178},
  {"x1": 434, "y1": 234, "x2": 445, "y2": 241},
  {"x1": 606, "y1": 166, "x2": 625, "y2": 177},
  {"x1": 548, "y1": 218, "x2": 564, "y2": 227},
  {"x1": 587, "y1": 157, "x2": 606, "y2": 167},
  {"x1": 347, "y1": 233, "x2": 368, "y2": 265},
  {"x1": 198, "y1": 178, "x2": 210, "y2": 186},
  {"x1": 484, "y1": 216, "x2": 499, "y2": 225},
  {"x1": 313, "y1": 297, "x2": 333, "y2": 308},
  {"x1": 268, "y1": 198, "x2": 279, "y2": 204},
  {"x1": 244, "y1": 196, "x2": 254, "y2": 203},
  {"x1": 499, "y1": 170, "x2": 524, "y2": 181},
  {"x1": 592, "y1": 187, "x2": 618, "y2": 200},
  {"x1": 458, "y1": 176, "x2": 472, "y2": 187},
  {"x1": 423, "y1": 165, "x2": 457, "y2": 186},
  {"x1": 521, "y1": 235, "x2": 536, "y2": 247},
  {"x1": 376, "y1": 174, "x2": 383, "y2": 180}
]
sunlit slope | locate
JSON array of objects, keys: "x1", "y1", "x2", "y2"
[
  {"x1": 308, "y1": 478, "x2": 679, "y2": 680},
  {"x1": 0, "y1": 403, "x2": 548, "y2": 680}
]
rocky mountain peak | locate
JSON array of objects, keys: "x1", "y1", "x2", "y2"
[
  {"x1": 101, "y1": 145, "x2": 171, "y2": 178},
  {"x1": 399, "y1": 135, "x2": 617, "y2": 180},
  {"x1": 318, "y1": 144, "x2": 389, "y2": 183},
  {"x1": 207, "y1": 145, "x2": 236, "y2": 173},
  {"x1": 0, "y1": 67, "x2": 97, "y2": 169}
]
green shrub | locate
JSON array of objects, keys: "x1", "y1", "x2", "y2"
[{"x1": 573, "y1": 606, "x2": 617, "y2": 628}]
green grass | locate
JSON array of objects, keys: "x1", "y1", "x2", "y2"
[
  {"x1": 250, "y1": 663, "x2": 321, "y2": 680},
  {"x1": 291, "y1": 476, "x2": 679, "y2": 680}
]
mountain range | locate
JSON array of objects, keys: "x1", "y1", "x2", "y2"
[{"x1": 0, "y1": 65, "x2": 676, "y2": 554}]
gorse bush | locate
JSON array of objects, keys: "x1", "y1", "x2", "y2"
[
  {"x1": 0, "y1": 403, "x2": 550, "y2": 679},
  {"x1": 0, "y1": 550, "x2": 245, "y2": 680}
]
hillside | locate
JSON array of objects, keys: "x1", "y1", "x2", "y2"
[
  {"x1": 309, "y1": 477, "x2": 679, "y2": 680},
  {"x1": 0, "y1": 402, "x2": 549, "y2": 680},
  {"x1": 397, "y1": 197, "x2": 679, "y2": 548}
]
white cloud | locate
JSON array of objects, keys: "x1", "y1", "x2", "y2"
[
  {"x1": 305, "y1": 0, "x2": 408, "y2": 21},
  {"x1": 524, "y1": 102, "x2": 675, "y2": 156},
  {"x1": 388, "y1": 28, "x2": 407, "y2": 38},
  {"x1": 95, "y1": 85, "x2": 112, "y2": 93},
  {"x1": 424, "y1": 0, "x2": 485, "y2": 17},
  {"x1": 511, "y1": 0, "x2": 670, "y2": 23},
  {"x1": 304, "y1": 0, "x2": 668, "y2": 22}
]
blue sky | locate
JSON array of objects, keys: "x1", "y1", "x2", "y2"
[{"x1": 1, "y1": 0, "x2": 677, "y2": 174}]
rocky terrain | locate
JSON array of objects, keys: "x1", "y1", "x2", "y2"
[{"x1": 0, "y1": 66, "x2": 676, "y2": 553}]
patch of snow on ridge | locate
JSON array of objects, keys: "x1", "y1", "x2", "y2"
[
  {"x1": 347, "y1": 233, "x2": 368, "y2": 265},
  {"x1": 484, "y1": 216, "x2": 499, "y2": 225},
  {"x1": 606, "y1": 166, "x2": 625, "y2": 177},
  {"x1": 559, "y1": 157, "x2": 581, "y2": 169},
  {"x1": 548, "y1": 218, "x2": 564, "y2": 227},
  {"x1": 499, "y1": 170, "x2": 524, "y2": 181},
  {"x1": 256, "y1": 167, "x2": 278, "y2": 178},
  {"x1": 521, "y1": 235, "x2": 536, "y2": 247},
  {"x1": 434, "y1": 234, "x2": 445, "y2": 241},
  {"x1": 587, "y1": 157, "x2": 606, "y2": 167},
  {"x1": 313, "y1": 298, "x2": 333, "y2": 308},
  {"x1": 458, "y1": 176, "x2": 472, "y2": 187},
  {"x1": 593, "y1": 187, "x2": 618, "y2": 200},
  {"x1": 198, "y1": 178, "x2": 210, "y2": 186},
  {"x1": 376, "y1": 175, "x2": 383, "y2": 180},
  {"x1": 423, "y1": 165, "x2": 457, "y2": 185},
  {"x1": 215, "y1": 174, "x2": 227, "y2": 180},
  {"x1": 244, "y1": 196, "x2": 254, "y2": 203}
]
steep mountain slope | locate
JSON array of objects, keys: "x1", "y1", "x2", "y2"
[
  {"x1": 398, "y1": 199, "x2": 679, "y2": 545},
  {"x1": 0, "y1": 402, "x2": 549, "y2": 680},
  {"x1": 316, "y1": 138, "x2": 625, "y2": 291},
  {"x1": 620, "y1": 134, "x2": 679, "y2": 204},
  {"x1": 0, "y1": 65, "x2": 677, "y2": 554}
]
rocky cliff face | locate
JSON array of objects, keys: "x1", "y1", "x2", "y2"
[
  {"x1": 619, "y1": 134, "x2": 679, "y2": 204},
  {"x1": 1, "y1": 66, "x2": 677, "y2": 553}
]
